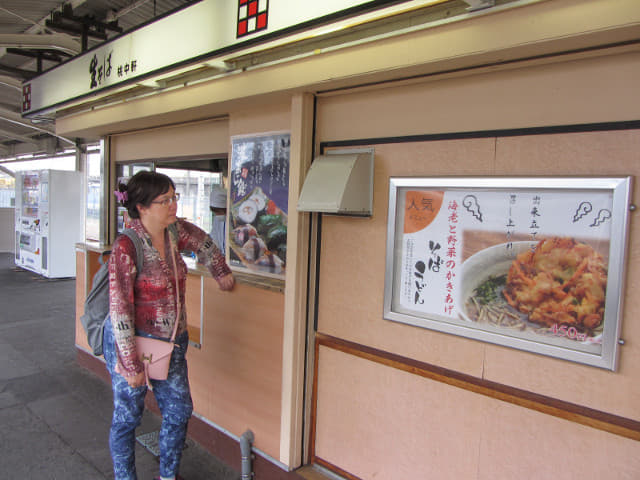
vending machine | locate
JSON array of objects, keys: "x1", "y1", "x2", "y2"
[{"x1": 15, "y1": 169, "x2": 82, "y2": 278}]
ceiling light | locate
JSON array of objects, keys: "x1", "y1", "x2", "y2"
[{"x1": 462, "y1": 0, "x2": 495, "y2": 11}]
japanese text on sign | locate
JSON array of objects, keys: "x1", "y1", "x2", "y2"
[{"x1": 89, "y1": 51, "x2": 138, "y2": 89}]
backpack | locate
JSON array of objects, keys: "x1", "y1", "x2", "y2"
[{"x1": 80, "y1": 229, "x2": 144, "y2": 356}]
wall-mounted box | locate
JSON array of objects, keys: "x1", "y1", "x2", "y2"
[{"x1": 298, "y1": 149, "x2": 374, "y2": 216}]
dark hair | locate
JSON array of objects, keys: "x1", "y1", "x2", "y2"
[{"x1": 119, "y1": 171, "x2": 175, "y2": 219}]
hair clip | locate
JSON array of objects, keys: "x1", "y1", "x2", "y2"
[{"x1": 114, "y1": 190, "x2": 128, "y2": 203}]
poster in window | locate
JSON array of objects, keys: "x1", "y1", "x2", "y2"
[
  {"x1": 383, "y1": 177, "x2": 632, "y2": 370},
  {"x1": 229, "y1": 132, "x2": 290, "y2": 279}
]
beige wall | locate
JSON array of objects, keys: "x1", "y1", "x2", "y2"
[
  {"x1": 316, "y1": 51, "x2": 640, "y2": 141},
  {"x1": 111, "y1": 117, "x2": 229, "y2": 161},
  {"x1": 312, "y1": 51, "x2": 640, "y2": 479},
  {"x1": 315, "y1": 346, "x2": 640, "y2": 480},
  {"x1": 189, "y1": 277, "x2": 285, "y2": 457}
]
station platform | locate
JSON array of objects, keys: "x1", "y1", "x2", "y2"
[{"x1": 0, "y1": 252, "x2": 240, "y2": 479}]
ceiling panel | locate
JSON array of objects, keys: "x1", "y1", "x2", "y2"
[{"x1": 0, "y1": 0, "x2": 197, "y2": 158}]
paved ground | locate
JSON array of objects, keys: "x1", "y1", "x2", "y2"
[{"x1": 0, "y1": 252, "x2": 240, "y2": 480}]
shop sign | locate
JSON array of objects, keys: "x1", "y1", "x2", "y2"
[
  {"x1": 23, "y1": 0, "x2": 421, "y2": 116},
  {"x1": 383, "y1": 177, "x2": 632, "y2": 370},
  {"x1": 228, "y1": 132, "x2": 290, "y2": 279},
  {"x1": 89, "y1": 52, "x2": 138, "y2": 89}
]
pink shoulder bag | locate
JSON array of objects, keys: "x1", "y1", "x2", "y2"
[{"x1": 135, "y1": 231, "x2": 181, "y2": 390}]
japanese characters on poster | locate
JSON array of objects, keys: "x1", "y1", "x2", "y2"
[
  {"x1": 384, "y1": 178, "x2": 631, "y2": 369},
  {"x1": 228, "y1": 132, "x2": 290, "y2": 278}
]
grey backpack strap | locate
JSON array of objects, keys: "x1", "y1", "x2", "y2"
[{"x1": 121, "y1": 228, "x2": 145, "y2": 272}]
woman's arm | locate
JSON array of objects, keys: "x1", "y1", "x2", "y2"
[
  {"x1": 175, "y1": 219, "x2": 234, "y2": 290},
  {"x1": 108, "y1": 235, "x2": 144, "y2": 380}
]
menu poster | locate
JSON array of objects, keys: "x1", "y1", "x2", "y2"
[
  {"x1": 384, "y1": 177, "x2": 632, "y2": 370},
  {"x1": 229, "y1": 132, "x2": 290, "y2": 278}
]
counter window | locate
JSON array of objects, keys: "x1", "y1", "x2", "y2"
[
  {"x1": 156, "y1": 167, "x2": 222, "y2": 234},
  {"x1": 115, "y1": 159, "x2": 226, "y2": 237}
]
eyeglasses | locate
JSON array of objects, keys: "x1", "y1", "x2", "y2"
[{"x1": 151, "y1": 193, "x2": 180, "y2": 206}]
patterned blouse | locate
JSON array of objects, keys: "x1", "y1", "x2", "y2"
[{"x1": 108, "y1": 218, "x2": 231, "y2": 377}]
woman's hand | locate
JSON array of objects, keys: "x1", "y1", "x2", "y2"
[
  {"x1": 216, "y1": 273, "x2": 235, "y2": 291},
  {"x1": 116, "y1": 362, "x2": 147, "y2": 388},
  {"x1": 125, "y1": 372, "x2": 147, "y2": 388}
]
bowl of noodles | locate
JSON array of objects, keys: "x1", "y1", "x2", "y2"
[
  {"x1": 458, "y1": 241, "x2": 536, "y2": 325},
  {"x1": 458, "y1": 237, "x2": 607, "y2": 341}
]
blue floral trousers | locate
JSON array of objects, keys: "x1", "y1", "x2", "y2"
[{"x1": 103, "y1": 320, "x2": 193, "y2": 480}]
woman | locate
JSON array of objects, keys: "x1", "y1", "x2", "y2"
[{"x1": 104, "y1": 171, "x2": 234, "y2": 480}]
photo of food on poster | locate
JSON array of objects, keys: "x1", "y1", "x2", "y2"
[
  {"x1": 391, "y1": 187, "x2": 618, "y2": 357},
  {"x1": 229, "y1": 132, "x2": 290, "y2": 278}
]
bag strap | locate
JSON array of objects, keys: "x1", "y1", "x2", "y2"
[
  {"x1": 168, "y1": 225, "x2": 181, "y2": 344},
  {"x1": 142, "y1": 360, "x2": 153, "y2": 391},
  {"x1": 137, "y1": 224, "x2": 180, "y2": 390},
  {"x1": 167, "y1": 222, "x2": 178, "y2": 243}
]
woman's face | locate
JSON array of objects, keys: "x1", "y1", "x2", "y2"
[{"x1": 138, "y1": 186, "x2": 178, "y2": 230}]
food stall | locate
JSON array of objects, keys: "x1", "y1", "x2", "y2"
[{"x1": 23, "y1": 0, "x2": 640, "y2": 478}]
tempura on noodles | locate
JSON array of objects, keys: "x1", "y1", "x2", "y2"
[{"x1": 502, "y1": 237, "x2": 607, "y2": 330}]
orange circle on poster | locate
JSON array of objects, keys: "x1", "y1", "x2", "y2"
[{"x1": 403, "y1": 191, "x2": 444, "y2": 234}]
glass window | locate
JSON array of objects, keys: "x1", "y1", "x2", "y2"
[
  {"x1": 0, "y1": 170, "x2": 15, "y2": 208},
  {"x1": 115, "y1": 162, "x2": 224, "y2": 236},
  {"x1": 85, "y1": 148, "x2": 102, "y2": 241},
  {"x1": 156, "y1": 167, "x2": 222, "y2": 233},
  {"x1": 115, "y1": 163, "x2": 154, "y2": 235}
]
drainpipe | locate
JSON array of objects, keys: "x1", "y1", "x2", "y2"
[{"x1": 240, "y1": 430, "x2": 254, "y2": 480}]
